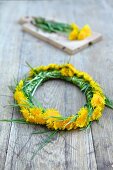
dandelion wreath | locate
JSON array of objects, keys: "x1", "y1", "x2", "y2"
[{"x1": 14, "y1": 63, "x2": 113, "y2": 130}]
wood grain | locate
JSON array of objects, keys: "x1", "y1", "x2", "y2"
[{"x1": 0, "y1": 0, "x2": 113, "y2": 170}]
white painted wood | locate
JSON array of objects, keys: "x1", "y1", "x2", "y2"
[
  {"x1": 22, "y1": 22, "x2": 102, "y2": 55},
  {"x1": 19, "y1": 16, "x2": 102, "y2": 55}
]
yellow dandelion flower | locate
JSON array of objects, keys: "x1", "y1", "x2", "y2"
[
  {"x1": 45, "y1": 109, "x2": 60, "y2": 122},
  {"x1": 41, "y1": 66, "x2": 49, "y2": 71},
  {"x1": 53, "y1": 115, "x2": 76, "y2": 130},
  {"x1": 29, "y1": 69, "x2": 36, "y2": 77},
  {"x1": 76, "y1": 107, "x2": 88, "y2": 128},
  {"x1": 30, "y1": 107, "x2": 42, "y2": 116},
  {"x1": 30, "y1": 107, "x2": 46, "y2": 124},
  {"x1": 69, "y1": 29, "x2": 78, "y2": 40},
  {"x1": 90, "y1": 81, "x2": 104, "y2": 95},
  {"x1": 27, "y1": 115, "x2": 36, "y2": 123},
  {"x1": 62, "y1": 116, "x2": 76, "y2": 130},
  {"x1": 90, "y1": 81, "x2": 98, "y2": 89},
  {"x1": 83, "y1": 73, "x2": 93, "y2": 82},
  {"x1": 35, "y1": 114, "x2": 46, "y2": 124},
  {"x1": 46, "y1": 123, "x2": 55, "y2": 130},
  {"x1": 31, "y1": 66, "x2": 43, "y2": 74},
  {"x1": 21, "y1": 107, "x2": 46, "y2": 124},
  {"x1": 68, "y1": 69, "x2": 74, "y2": 77},
  {"x1": 16, "y1": 80, "x2": 23, "y2": 91},
  {"x1": 77, "y1": 71, "x2": 84, "y2": 77},
  {"x1": 45, "y1": 109, "x2": 61, "y2": 129},
  {"x1": 67, "y1": 63, "x2": 77, "y2": 74},
  {"x1": 53, "y1": 121, "x2": 63, "y2": 130},
  {"x1": 91, "y1": 107, "x2": 102, "y2": 120},
  {"x1": 60, "y1": 67, "x2": 74, "y2": 77},
  {"x1": 72, "y1": 123, "x2": 77, "y2": 129},
  {"x1": 38, "y1": 66, "x2": 44, "y2": 70},
  {"x1": 54, "y1": 64, "x2": 60, "y2": 70},
  {"x1": 21, "y1": 108, "x2": 30, "y2": 120},
  {"x1": 60, "y1": 67, "x2": 68, "y2": 76},
  {"x1": 78, "y1": 25, "x2": 92, "y2": 40},
  {"x1": 91, "y1": 93, "x2": 105, "y2": 108},
  {"x1": 71, "y1": 23, "x2": 79, "y2": 31},
  {"x1": 78, "y1": 30, "x2": 87, "y2": 40},
  {"x1": 81, "y1": 25, "x2": 92, "y2": 37},
  {"x1": 48, "y1": 64, "x2": 58, "y2": 69},
  {"x1": 14, "y1": 91, "x2": 28, "y2": 106}
]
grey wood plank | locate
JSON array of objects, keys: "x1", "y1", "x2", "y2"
[
  {"x1": 0, "y1": 1, "x2": 28, "y2": 170},
  {"x1": 70, "y1": 0, "x2": 113, "y2": 169},
  {"x1": 89, "y1": 1, "x2": 113, "y2": 169},
  {"x1": 3, "y1": 1, "x2": 97, "y2": 170},
  {"x1": 0, "y1": 1, "x2": 30, "y2": 170}
]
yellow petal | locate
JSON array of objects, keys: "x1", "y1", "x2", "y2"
[
  {"x1": 76, "y1": 107, "x2": 88, "y2": 128},
  {"x1": 69, "y1": 30, "x2": 78, "y2": 40},
  {"x1": 71, "y1": 23, "x2": 79, "y2": 31}
]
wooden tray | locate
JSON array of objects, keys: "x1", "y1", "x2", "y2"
[{"x1": 19, "y1": 17, "x2": 102, "y2": 55}]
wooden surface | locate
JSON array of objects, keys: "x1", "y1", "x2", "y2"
[
  {"x1": 0, "y1": 1, "x2": 113, "y2": 170},
  {"x1": 19, "y1": 17, "x2": 102, "y2": 55}
]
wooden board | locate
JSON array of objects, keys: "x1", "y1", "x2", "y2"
[{"x1": 19, "y1": 17, "x2": 102, "y2": 55}]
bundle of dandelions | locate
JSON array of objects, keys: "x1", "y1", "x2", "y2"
[{"x1": 31, "y1": 17, "x2": 92, "y2": 41}]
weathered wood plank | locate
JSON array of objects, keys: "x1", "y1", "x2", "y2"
[
  {"x1": 3, "y1": 1, "x2": 97, "y2": 170},
  {"x1": 88, "y1": 1, "x2": 113, "y2": 169},
  {"x1": 71, "y1": 0, "x2": 113, "y2": 169},
  {"x1": 0, "y1": 1, "x2": 28, "y2": 170}
]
